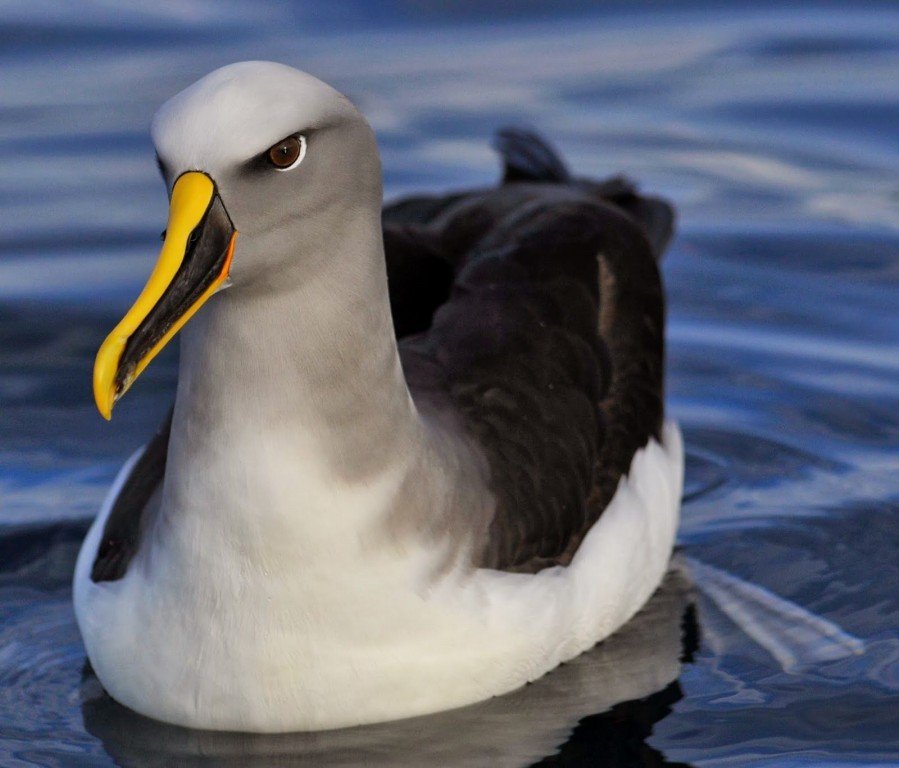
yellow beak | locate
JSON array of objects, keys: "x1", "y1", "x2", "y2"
[{"x1": 93, "y1": 172, "x2": 237, "y2": 419}]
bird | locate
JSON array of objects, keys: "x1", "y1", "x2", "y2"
[{"x1": 73, "y1": 61, "x2": 683, "y2": 734}]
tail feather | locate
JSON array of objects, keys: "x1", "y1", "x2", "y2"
[
  {"x1": 494, "y1": 128, "x2": 674, "y2": 259},
  {"x1": 493, "y1": 127, "x2": 571, "y2": 183}
]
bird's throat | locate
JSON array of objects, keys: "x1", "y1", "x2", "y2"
[{"x1": 181, "y1": 251, "x2": 419, "y2": 465}]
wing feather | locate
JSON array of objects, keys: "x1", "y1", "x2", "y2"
[{"x1": 392, "y1": 129, "x2": 672, "y2": 571}]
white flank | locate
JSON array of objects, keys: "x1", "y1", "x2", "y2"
[{"x1": 74, "y1": 422, "x2": 683, "y2": 732}]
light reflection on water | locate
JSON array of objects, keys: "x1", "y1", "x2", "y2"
[{"x1": 1, "y1": 1, "x2": 898, "y2": 765}]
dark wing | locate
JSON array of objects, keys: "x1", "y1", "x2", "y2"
[
  {"x1": 383, "y1": 127, "x2": 672, "y2": 339},
  {"x1": 495, "y1": 125, "x2": 674, "y2": 259},
  {"x1": 394, "y1": 128, "x2": 671, "y2": 572},
  {"x1": 90, "y1": 408, "x2": 172, "y2": 582},
  {"x1": 382, "y1": 227, "x2": 455, "y2": 339}
]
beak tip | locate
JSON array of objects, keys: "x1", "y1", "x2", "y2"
[
  {"x1": 94, "y1": 393, "x2": 113, "y2": 421},
  {"x1": 94, "y1": 333, "x2": 123, "y2": 421}
]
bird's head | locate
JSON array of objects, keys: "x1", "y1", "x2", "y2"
[{"x1": 93, "y1": 61, "x2": 381, "y2": 419}]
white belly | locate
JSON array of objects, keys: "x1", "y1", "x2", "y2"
[{"x1": 73, "y1": 422, "x2": 682, "y2": 732}]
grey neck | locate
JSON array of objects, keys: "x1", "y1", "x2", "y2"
[
  {"x1": 157, "y1": 209, "x2": 489, "y2": 573},
  {"x1": 169, "y1": 210, "x2": 422, "y2": 485}
]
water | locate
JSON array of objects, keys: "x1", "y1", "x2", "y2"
[{"x1": 1, "y1": 1, "x2": 897, "y2": 765}]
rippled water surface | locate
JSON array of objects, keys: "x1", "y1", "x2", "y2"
[{"x1": 1, "y1": 1, "x2": 898, "y2": 766}]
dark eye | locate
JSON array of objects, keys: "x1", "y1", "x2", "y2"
[{"x1": 267, "y1": 135, "x2": 306, "y2": 170}]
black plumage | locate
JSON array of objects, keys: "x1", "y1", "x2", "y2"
[
  {"x1": 387, "y1": 128, "x2": 671, "y2": 572},
  {"x1": 91, "y1": 128, "x2": 672, "y2": 582}
]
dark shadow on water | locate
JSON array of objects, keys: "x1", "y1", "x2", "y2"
[{"x1": 532, "y1": 682, "x2": 692, "y2": 768}]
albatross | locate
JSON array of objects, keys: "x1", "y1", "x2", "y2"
[{"x1": 73, "y1": 61, "x2": 683, "y2": 733}]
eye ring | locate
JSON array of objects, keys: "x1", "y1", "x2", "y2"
[{"x1": 267, "y1": 135, "x2": 306, "y2": 171}]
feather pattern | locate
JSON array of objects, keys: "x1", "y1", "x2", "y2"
[{"x1": 388, "y1": 129, "x2": 671, "y2": 571}]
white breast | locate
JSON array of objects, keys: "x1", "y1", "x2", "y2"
[{"x1": 74, "y1": 422, "x2": 682, "y2": 732}]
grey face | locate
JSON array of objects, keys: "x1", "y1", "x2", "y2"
[
  {"x1": 151, "y1": 61, "x2": 383, "y2": 287},
  {"x1": 93, "y1": 62, "x2": 386, "y2": 418}
]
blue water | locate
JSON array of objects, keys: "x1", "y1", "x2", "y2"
[{"x1": 1, "y1": 1, "x2": 898, "y2": 765}]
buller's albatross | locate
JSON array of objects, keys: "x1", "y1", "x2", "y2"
[{"x1": 74, "y1": 61, "x2": 683, "y2": 733}]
